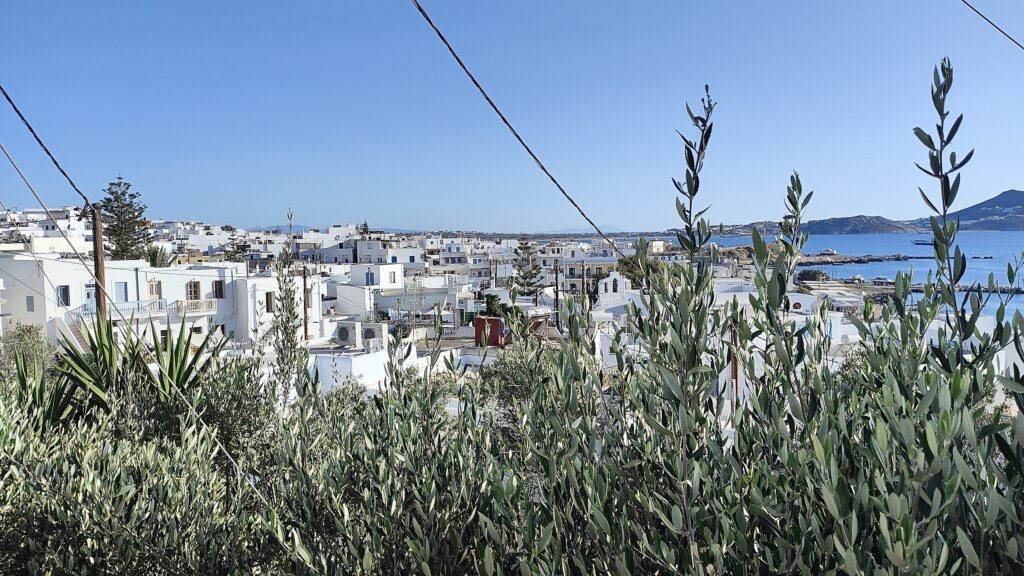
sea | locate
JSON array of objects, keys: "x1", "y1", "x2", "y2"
[{"x1": 691, "y1": 231, "x2": 1024, "y2": 318}]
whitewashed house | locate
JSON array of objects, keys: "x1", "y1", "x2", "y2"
[{"x1": 0, "y1": 253, "x2": 323, "y2": 349}]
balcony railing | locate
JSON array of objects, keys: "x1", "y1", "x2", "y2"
[
  {"x1": 173, "y1": 298, "x2": 218, "y2": 315},
  {"x1": 73, "y1": 299, "x2": 167, "y2": 318}
]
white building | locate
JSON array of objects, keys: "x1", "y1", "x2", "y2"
[{"x1": 0, "y1": 254, "x2": 324, "y2": 349}]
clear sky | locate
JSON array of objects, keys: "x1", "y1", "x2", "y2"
[{"x1": 2, "y1": 1, "x2": 1022, "y2": 232}]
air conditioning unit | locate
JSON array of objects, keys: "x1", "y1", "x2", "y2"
[
  {"x1": 336, "y1": 321, "x2": 362, "y2": 348},
  {"x1": 365, "y1": 337, "x2": 383, "y2": 352},
  {"x1": 361, "y1": 322, "x2": 386, "y2": 344}
]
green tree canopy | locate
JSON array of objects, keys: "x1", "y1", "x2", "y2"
[
  {"x1": 512, "y1": 241, "x2": 543, "y2": 298},
  {"x1": 796, "y1": 268, "x2": 829, "y2": 283},
  {"x1": 144, "y1": 245, "x2": 172, "y2": 267},
  {"x1": 617, "y1": 250, "x2": 663, "y2": 287},
  {"x1": 99, "y1": 177, "x2": 149, "y2": 260}
]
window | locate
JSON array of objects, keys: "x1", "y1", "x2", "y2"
[
  {"x1": 191, "y1": 326, "x2": 203, "y2": 335},
  {"x1": 56, "y1": 285, "x2": 71, "y2": 307},
  {"x1": 265, "y1": 291, "x2": 275, "y2": 313},
  {"x1": 389, "y1": 271, "x2": 396, "y2": 284},
  {"x1": 114, "y1": 282, "x2": 129, "y2": 303},
  {"x1": 409, "y1": 256, "x2": 415, "y2": 263},
  {"x1": 186, "y1": 280, "x2": 201, "y2": 301},
  {"x1": 612, "y1": 279, "x2": 619, "y2": 293},
  {"x1": 148, "y1": 279, "x2": 162, "y2": 299},
  {"x1": 212, "y1": 280, "x2": 225, "y2": 299},
  {"x1": 604, "y1": 282, "x2": 609, "y2": 294},
  {"x1": 160, "y1": 330, "x2": 169, "y2": 347},
  {"x1": 596, "y1": 267, "x2": 603, "y2": 275},
  {"x1": 25, "y1": 295, "x2": 34, "y2": 312},
  {"x1": 391, "y1": 256, "x2": 397, "y2": 263},
  {"x1": 569, "y1": 267, "x2": 576, "y2": 277}
]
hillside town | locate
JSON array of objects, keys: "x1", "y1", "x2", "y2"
[
  {"x1": 3, "y1": 199, "x2": 1019, "y2": 413},
  {"x1": 7, "y1": 0, "x2": 1024, "y2": 570}
]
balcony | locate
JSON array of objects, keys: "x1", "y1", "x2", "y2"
[
  {"x1": 173, "y1": 298, "x2": 218, "y2": 315},
  {"x1": 72, "y1": 299, "x2": 167, "y2": 319}
]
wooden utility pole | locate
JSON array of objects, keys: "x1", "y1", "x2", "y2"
[
  {"x1": 302, "y1": 265, "x2": 309, "y2": 341},
  {"x1": 554, "y1": 260, "x2": 561, "y2": 331},
  {"x1": 582, "y1": 263, "x2": 587, "y2": 304},
  {"x1": 91, "y1": 204, "x2": 107, "y2": 323}
]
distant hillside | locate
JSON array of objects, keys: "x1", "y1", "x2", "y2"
[
  {"x1": 718, "y1": 221, "x2": 781, "y2": 236},
  {"x1": 709, "y1": 190, "x2": 1024, "y2": 235},
  {"x1": 254, "y1": 224, "x2": 315, "y2": 233},
  {"x1": 912, "y1": 189, "x2": 1024, "y2": 230},
  {"x1": 803, "y1": 215, "x2": 920, "y2": 234},
  {"x1": 718, "y1": 216, "x2": 918, "y2": 236},
  {"x1": 537, "y1": 225, "x2": 626, "y2": 234}
]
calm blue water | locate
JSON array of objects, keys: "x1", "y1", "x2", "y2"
[{"x1": 699, "y1": 231, "x2": 1024, "y2": 317}]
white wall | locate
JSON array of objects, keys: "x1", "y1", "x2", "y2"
[
  {"x1": 315, "y1": 343, "x2": 418, "y2": 393},
  {"x1": 334, "y1": 285, "x2": 374, "y2": 320},
  {"x1": 350, "y1": 264, "x2": 404, "y2": 289}
]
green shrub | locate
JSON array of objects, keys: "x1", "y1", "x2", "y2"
[{"x1": 1, "y1": 59, "x2": 1023, "y2": 574}]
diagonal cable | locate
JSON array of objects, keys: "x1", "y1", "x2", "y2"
[{"x1": 409, "y1": 0, "x2": 627, "y2": 260}]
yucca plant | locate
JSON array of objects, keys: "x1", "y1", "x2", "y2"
[
  {"x1": 144, "y1": 317, "x2": 224, "y2": 403},
  {"x1": 4, "y1": 59, "x2": 1024, "y2": 574},
  {"x1": 57, "y1": 314, "x2": 145, "y2": 417},
  {"x1": 13, "y1": 354, "x2": 78, "y2": 434}
]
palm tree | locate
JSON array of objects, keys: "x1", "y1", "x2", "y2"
[{"x1": 145, "y1": 245, "x2": 172, "y2": 267}]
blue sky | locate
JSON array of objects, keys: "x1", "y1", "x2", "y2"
[{"x1": 2, "y1": 1, "x2": 1022, "y2": 232}]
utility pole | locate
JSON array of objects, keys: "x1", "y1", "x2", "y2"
[
  {"x1": 90, "y1": 204, "x2": 107, "y2": 323},
  {"x1": 302, "y1": 265, "x2": 309, "y2": 341},
  {"x1": 554, "y1": 260, "x2": 561, "y2": 331},
  {"x1": 582, "y1": 263, "x2": 587, "y2": 305}
]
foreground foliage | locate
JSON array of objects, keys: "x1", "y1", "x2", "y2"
[{"x1": 2, "y1": 60, "x2": 1024, "y2": 574}]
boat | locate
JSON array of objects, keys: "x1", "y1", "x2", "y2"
[
  {"x1": 819, "y1": 248, "x2": 837, "y2": 256},
  {"x1": 912, "y1": 238, "x2": 933, "y2": 246}
]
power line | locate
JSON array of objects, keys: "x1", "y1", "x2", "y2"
[
  {"x1": 0, "y1": 140, "x2": 299, "y2": 558},
  {"x1": 22, "y1": 254, "x2": 248, "y2": 279},
  {"x1": 960, "y1": 0, "x2": 1024, "y2": 52},
  {"x1": 0, "y1": 84, "x2": 92, "y2": 206},
  {"x1": 1, "y1": 142, "x2": 103, "y2": 301},
  {"x1": 0, "y1": 268, "x2": 60, "y2": 307},
  {"x1": 409, "y1": 0, "x2": 628, "y2": 261},
  {"x1": 0, "y1": 196, "x2": 67, "y2": 307}
]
